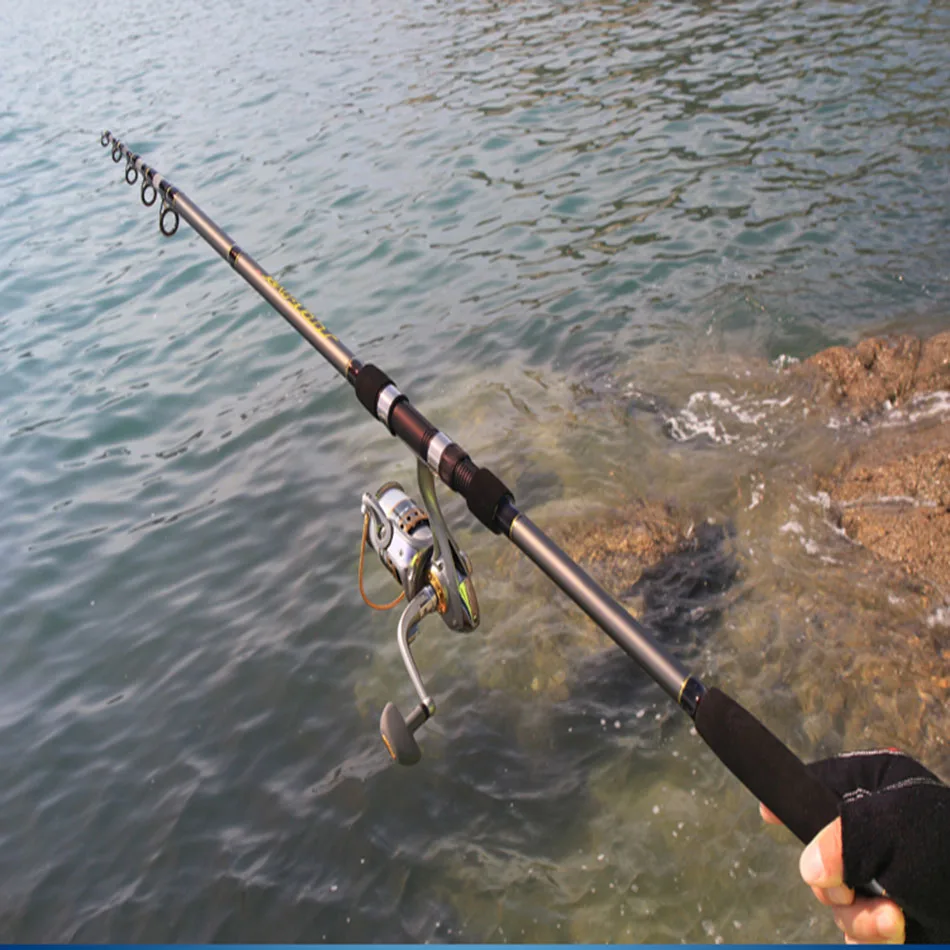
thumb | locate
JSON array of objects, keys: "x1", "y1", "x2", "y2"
[{"x1": 800, "y1": 817, "x2": 846, "y2": 888}]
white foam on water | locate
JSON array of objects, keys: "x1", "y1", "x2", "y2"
[
  {"x1": 835, "y1": 495, "x2": 937, "y2": 509},
  {"x1": 746, "y1": 475, "x2": 766, "y2": 510},
  {"x1": 664, "y1": 390, "x2": 796, "y2": 452},
  {"x1": 879, "y1": 390, "x2": 950, "y2": 427},
  {"x1": 779, "y1": 519, "x2": 823, "y2": 555},
  {"x1": 826, "y1": 390, "x2": 950, "y2": 431},
  {"x1": 665, "y1": 392, "x2": 741, "y2": 445}
]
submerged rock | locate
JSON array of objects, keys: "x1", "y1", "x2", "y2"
[
  {"x1": 553, "y1": 500, "x2": 692, "y2": 594},
  {"x1": 551, "y1": 500, "x2": 736, "y2": 649},
  {"x1": 541, "y1": 508, "x2": 736, "y2": 742},
  {"x1": 475, "y1": 499, "x2": 736, "y2": 702},
  {"x1": 727, "y1": 560, "x2": 950, "y2": 774}
]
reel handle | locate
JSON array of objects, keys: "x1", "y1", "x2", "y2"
[{"x1": 380, "y1": 702, "x2": 429, "y2": 766}]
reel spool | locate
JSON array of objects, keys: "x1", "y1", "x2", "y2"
[{"x1": 359, "y1": 461, "x2": 479, "y2": 765}]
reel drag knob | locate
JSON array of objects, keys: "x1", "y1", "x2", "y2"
[{"x1": 380, "y1": 701, "x2": 430, "y2": 766}]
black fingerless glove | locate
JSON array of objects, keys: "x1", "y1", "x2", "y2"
[{"x1": 808, "y1": 750, "x2": 950, "y2": 945}]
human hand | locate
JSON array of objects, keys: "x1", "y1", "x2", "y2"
[{"x1": 760, "y1": 804, "x2": 905, "y2": 944}]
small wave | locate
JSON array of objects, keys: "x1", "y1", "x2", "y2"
[
  {"x1": 879, "y1": 391, "x2": 950, "y2": 428},
  {"x1": 663, "y1": 390, "x2": 795, "y2": 452},
  {"x1": 826, "y1": 391, "x2": 950, "y2": 431}
]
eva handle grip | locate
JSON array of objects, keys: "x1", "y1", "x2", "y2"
[{"x1": 693, "y1": 687, "x2": 839, "y2": 845}]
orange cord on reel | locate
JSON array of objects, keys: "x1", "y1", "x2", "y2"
[{"x1": 358, "y1": 513, "x2": 406, "y2": 611}]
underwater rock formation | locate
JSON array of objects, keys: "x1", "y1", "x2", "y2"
[
  {"x1": 551, "y1": 500, "x2": 736, "y2": 650},
  {"x1": 470, "y1": 498, "x2": 736, "y2": 705}
]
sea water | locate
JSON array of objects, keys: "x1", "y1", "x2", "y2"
[{"x1": 2, "y1": 0, "x2": 949, "y2": 941}]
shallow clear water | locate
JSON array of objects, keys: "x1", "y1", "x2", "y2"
[{"x1": 2, "y1": 0, "x2": 949, "y2": 942}]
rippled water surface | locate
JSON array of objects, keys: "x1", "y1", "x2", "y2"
[{"x1": 2, "y1": 0, "x2": 950, "y2": 942}]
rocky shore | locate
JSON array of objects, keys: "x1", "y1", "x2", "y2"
[
  {"x1": 422, "y1": 328, "x2": 950, "y2": 773},
  {"x1": 797, "y1": 331, "x2": 950, "y2": 591},
  {"x1": 549, "y1": 329, "x2": 950, "y2": 765}
]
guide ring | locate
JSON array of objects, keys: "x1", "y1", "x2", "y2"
[
  {"x1": 112, "y1": 143, "x2": 123, "y2": 163},
  {"x1": 141, "y1": 180, "x2": 157, "y2": 207},
  {"x1": 159, "y1": 203, "x2": 180, "y2": 237},
  {"x1": 101, "y1": 132, "x2": 111, "y2": 147},
  {"x1": 125, "y1": 164, "x2": 138, "y2": 185}
]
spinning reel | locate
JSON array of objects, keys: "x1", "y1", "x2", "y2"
[{"x1": 359, "y1": 460, "x2": 479, "y2": 765}]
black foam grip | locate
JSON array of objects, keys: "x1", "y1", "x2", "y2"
[
  {"x1": 353, "y1": 364, "x2": 392, "y2": 419},
  {"x1": 463, "y1": 467, "x2": 513, "y2": 534},
  {"x1": 694, "y1": 687, "x2": 840, "y2": 845}
]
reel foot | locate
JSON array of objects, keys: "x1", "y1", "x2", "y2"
[{"x1": 380, "y1": 702, "x2": 424, "y2": 766}]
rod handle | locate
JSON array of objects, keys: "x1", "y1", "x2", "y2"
[
  {"x1": 693, "y1": 686, "x2": 839, "y2": 845},
  {"x1": 693, "y1": 686, "x2": 901, "y2": 913}
]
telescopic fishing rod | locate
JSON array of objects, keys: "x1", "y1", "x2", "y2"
[{"x1": 99, "y1": 132, "x2": 885, "y2": 894}]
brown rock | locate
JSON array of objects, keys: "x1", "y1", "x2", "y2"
[
  {"x1": 915, "y1": 331, "x2": 950, "y2": 394},
  {"x1": 827, "y1": 427, "x2": 950, "y2": 509},
  {"x1": 839, "y1": 506, "x2": 950, "y2": 590},
  {"x1": 798, "y1": 329, "x2": 950, "y2": 416},
  {"x1": 818, "y1": 391, "x2": 950, "y2": 590},
  {"x1": 553, "y1": 500, "x2": 689, "y2": 593}
]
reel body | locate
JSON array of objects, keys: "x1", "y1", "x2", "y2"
[
  {"x1": 359, "y1": 461, "x2": 479, "y2": 765},
  {"x1": 362, "y1": 482, "x2": 434, "y2": 601}
]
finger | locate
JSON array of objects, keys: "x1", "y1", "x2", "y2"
[
  {"x1": 759, "y1": 802, "x2": 782, "y2": 825},
  {"x1": 833, "y1": 897, "x2": 905, "y2": 945},
  {"x1": 812, "y1": 884, "x2": 855, "y2": 908},
  {"x1": 800, "y1": 817, "x2": 846, "y2": 888}
]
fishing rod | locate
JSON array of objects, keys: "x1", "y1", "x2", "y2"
[{"x1": 99, "y1": 132, "x2": 885, "y2": 891}]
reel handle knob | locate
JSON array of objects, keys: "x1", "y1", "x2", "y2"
[{"x1": 380, "y1": 701, "x2": 429, "y2": 766}]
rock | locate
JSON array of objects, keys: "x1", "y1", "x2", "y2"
[
  {"x1": 553, "y1": 502, "x2": 736, "y2": 636},
  {"x1": 797, "y1": 330, "x2": 950, "y2": 416},
  {"x1": 819, "y1": 424, "x2": 950, "y2": 590},
  {"x1": 915, "y1": 331, "x2": 950, "y2": 394},
  {"x1": 781, "y1": 328, "x2": 950, "y2": 590},
  {"x1": 553, "y1": 500, "x2": 691, "y2": 594},
  {"x1": 804, "y1": 334, "x2": 920, "y2": 412},
  {"x1": 774, "y1": 329, "x2": 950, "y2": 767}
]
